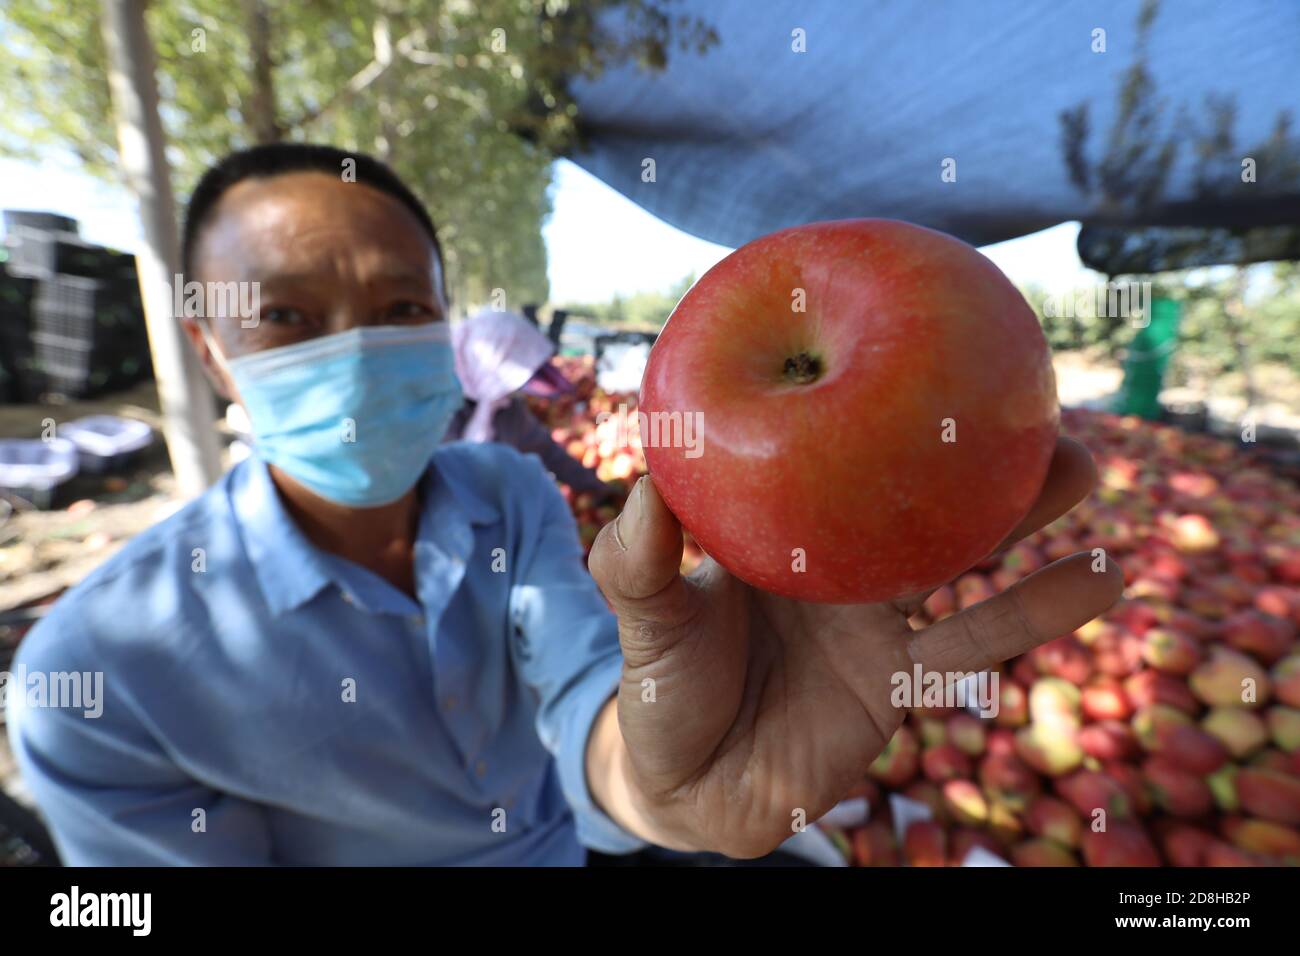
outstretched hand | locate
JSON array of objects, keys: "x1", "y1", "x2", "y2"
[{"x1": 586, "y1": 436, "x2": 1123, "y2": 857}]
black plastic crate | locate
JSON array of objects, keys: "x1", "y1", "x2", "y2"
[
  {"x1": 30, "y1": 327, "x2": 152, "y2": 399},
  {"x1": 3, "y1": 227, "x2": 113, "y2": 280},
  {"x1": 6, "y1": 272, "x2": 152, "y2": 400},
  {"x1": 31, "y1": 275, "x2": 147, "y2": 345},
  {"x1": 0, "y1": 270, "x2": 36, "y2": 403},
  {"x1": 3, "y1": 209, "x2": 78, "y2": 235},
  {"x1": 0, "y1": 269, "x2": 36, "y2": 320}
]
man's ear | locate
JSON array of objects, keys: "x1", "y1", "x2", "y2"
[{"x1": 182, "y1": 318, "x2": 236, "y2": 401}]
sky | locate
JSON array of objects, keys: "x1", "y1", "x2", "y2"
[{"x1": 0, "y1": 155, "x2": 1100, "y2": 303}]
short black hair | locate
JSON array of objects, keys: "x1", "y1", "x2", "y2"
[{"x1": 181, "y1": 142, "x2": 443, "y2": 280}]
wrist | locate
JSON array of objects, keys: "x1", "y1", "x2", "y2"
[{"x1": 611, "y1": 707, "x2": 712, "y2": 853}]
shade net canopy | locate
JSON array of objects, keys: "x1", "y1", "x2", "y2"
[{"x1": 567, "y1": 0, "x2": 1300, "y2": 272}]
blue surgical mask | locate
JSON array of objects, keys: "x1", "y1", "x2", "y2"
[{"x1": 214, "y1": 324, "x2": 463, "y2": 507}]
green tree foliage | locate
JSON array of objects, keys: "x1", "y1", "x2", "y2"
[
  {"x1": 1027, "y1": 263, "x2": 1300, "y2": 390},
  {"x1": 0, "y1": 0, "x2": 717, "y2": 309},
  {"x1": 559, "y1": 271, "x2": 693, "y2": 328}
]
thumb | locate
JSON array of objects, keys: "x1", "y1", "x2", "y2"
[{"x1": 588, "y1": 476, "x2": 699, "y2": 651}]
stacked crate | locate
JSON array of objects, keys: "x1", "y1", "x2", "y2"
[{"x1": 0, "y1": 211, "x2": 153, "y2": 401}]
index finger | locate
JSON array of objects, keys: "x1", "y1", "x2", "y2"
[{"x1": 907, "y1": 551, "x2": 1123, "y2": 676}]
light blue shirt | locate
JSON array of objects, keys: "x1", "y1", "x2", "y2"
[{"x1": 6, "y1": 444, "x2": 646, "y2": 865}]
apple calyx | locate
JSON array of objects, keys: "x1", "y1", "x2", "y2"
[{"x1": 783, "y1": 351, "x2": 824, "y2": 385}]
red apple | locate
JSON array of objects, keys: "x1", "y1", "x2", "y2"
[
  {"x1": 1055, "y1": 769, "x2": 1133, "y2": 822},
  {"x1": 1254, "y1": 585, "x2": 1300, "y2": 624},
  {"x1": 1123, "y1": 669, "x2": 1200, "y2": 716},
  {"x1": 867, "y1": 725, "x2": 920, "y2": 788},
  {"x1": 985, "y1": 727, "x2": 1017, "y2": 757},
  {"x1": 1190, "y1": 647, "x2": 1272, "y2": 709},
  {"x1": 1249, "y1": 748, "x2": 1292, "y2": 772},
  {"x1": 903, "y1": 820, "x2": 948, "y2": 867},
  {"x1": 978, "y1": 752, "x2": 1041, "y2": 809},
  {"x1": 1235, "y1": 768, "x2": 1300, "y2": 825},
  {"x1": 922, "y1": 584, "x2": 956, "y2": 621},
  {"x1": 1204, "y1": 841, "x2": 1265, "y2": 867},
  {"x1": 1158, "y1": 823, "x2": 1215, "y2": 867},
  {"x1": 1031, "y1": 636, "x2": 1093, "y2": 685},
  {"x1": 1011, "y1": 839, "x2": 1079, "y2": 867},
  {"x1": 902, "y1": 781, "x2": 946, "y2": 823},
  {"x1": 954, "y1": 573, "x2": 997, "y2": 610},
  {"x1": 1079, "y1": 720, "x2": 1140, "y2": 761},
  {"x1": 639, "y1": 219, "x2": 1058, "y2": 603},
  {"x1": 1273, "y1": 654, "x2": 1300, "y2": 708},
  {"x1": 1268, "y1": 706, "x2": 1300, "y2": 752},
  {"x1": 1221, "y1": 610, "x2": 1295, "y2": 665},
  {"x1": 942, "y1": 779, "x2": 989, "y2": 826},
  {"x1": 994, "y1": 681, "x2": 1029, "y2": 727},
  {"x1": 922, "y1": 744, "x2": 972, "y2": 783},
  {"x1": 1131, "y1": 703, "x2": 1193, "y2": 751},
  {"x1": 1142, "y1": 757, "x2": 1215, "y2": 818},
  {"x1": 1202, "y1": 707, "x2": 1269, "y2": 759},
  {"x1": 1025, "y1": 796, "x2": 1082, "y2": 848},
  {"x1": 949, "y1": 828, "x2": 1005, "y2": 866},
  {"x1": 1103, "y1": 761, "x2": 1154, "y2": 816},
  {"x1": 1154, "y1": 724, "x2": 1229, "y2": 774},
  {"x1": 1220, "y1": 817, "x2": 1300, "y2": 862},
  {"x1": 1015, "y1": 723, "x2": 1083, "y2": 777},
  {"x1": 1001, "y1": 541, "x2": 1046, "y2": 578},
  {"x1": 946, "y1": 714, "x2": 987, "y2": 757},
  {"x1": 1081, "y1": 822, "x2": 1161, "y2": 867},
  {"x1": 1141, "y1": 627, "x2": 1201, "y2": 675},
  {"x1": 1082, "y1": 677, "x2": 1133, "y2": 722},
  {"x1": 852, "y1": 819, "x2": 899, "y2": 867}
]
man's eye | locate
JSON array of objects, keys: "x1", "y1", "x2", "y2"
[
  {"x1": 262, "y1": 307, "x2": 308, "y2": 326},
  {"x1": 385, "y1": 301, "x2": 434, "y2": 321}
]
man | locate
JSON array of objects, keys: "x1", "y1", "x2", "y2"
[{"x1": 7, "y1": 143, "x2": 1121, "y2": 864}]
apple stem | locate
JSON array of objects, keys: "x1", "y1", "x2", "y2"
[{"x1": 783, "y1": 351, "x2": 823, "y2": 384}]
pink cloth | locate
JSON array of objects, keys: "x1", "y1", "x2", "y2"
[{"x1": 451, "y1": 309, "x2": 556, "y2": 442}]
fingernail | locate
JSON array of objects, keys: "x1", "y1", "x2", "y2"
[{"x1": 613, "y1": 477, "x2": 646, "y2": 551}]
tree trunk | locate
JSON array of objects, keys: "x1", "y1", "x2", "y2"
[
  {"x1": 1225, "y1": 266, "x2": 1258, "y2": 415},
  {"x1": 244, "y1": 0, "x2": 280, "y2": 143},
  {"x1": 100, "y1": 0, "x2": 222, "y2": 497}
]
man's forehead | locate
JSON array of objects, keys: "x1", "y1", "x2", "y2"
[{"x1": 197, "y1": 173, "x2": 440, "y2": 280}]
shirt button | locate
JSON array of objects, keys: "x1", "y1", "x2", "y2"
[
  {"x1": 340, "y1": 591, "x2": 355, "y2": 605},
  {"x1": 407, "y1": 615, "x2": 423, "y2": 628},
  {"x1": 444, "y1": 695, "x2": 458, "y2": 711},
  {"x1": 475, "y1": 760, "x2": 487, "y2": 778}
]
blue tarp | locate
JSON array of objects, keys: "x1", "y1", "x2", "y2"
[{"x1": 569, "y1": 0, "x2": 1300, "y2": 265}]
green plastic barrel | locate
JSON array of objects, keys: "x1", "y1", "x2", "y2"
[{"x1": 1114, "y1": 296, "x2": 1180, "y2": 420}]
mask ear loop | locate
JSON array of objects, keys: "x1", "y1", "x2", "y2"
[
  {"x1": 198, "y1": 320, "x2": 234, "y2": 376},
  {"x1": 197, "y1": 322, "x2": 255, "y2": 440}
]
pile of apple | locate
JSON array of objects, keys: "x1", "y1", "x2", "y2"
[
  {"x1": 843, "y1": 407, "x2": 1300, "y2": 867},
  {"x1": 533, "y1": 364, "x2": 1300, "y2": 866},
  {"x1": 529, "y1": 356, "x2": 705, "y2": 570}
]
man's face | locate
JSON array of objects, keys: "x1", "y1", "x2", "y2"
[{"x1": 183, "y1": 170, "x2": 448, "y2": 402}]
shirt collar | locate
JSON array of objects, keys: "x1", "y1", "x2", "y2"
[
  {"x1": 228, "y1": 450, "x2": 499, "y2": 618},
  {"x1": 228, "y1": 456, "x2": 337, "y2": 617}
]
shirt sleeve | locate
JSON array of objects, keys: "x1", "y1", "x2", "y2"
[
  {"x1": 506, "y1": 455, "x2": 648, "y2": 855},
  {"x1": 499, "y1": 398, "x2": 609, "y2": 495},
  {"x1": 5, "y1": 626, "x2": 274, "y2": 866}
]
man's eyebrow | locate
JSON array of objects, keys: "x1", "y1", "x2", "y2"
[{"x1": 239, "y1": 269, "x2": 436, "y2": 287}]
